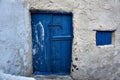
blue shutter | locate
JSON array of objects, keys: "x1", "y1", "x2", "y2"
[{"x1": 96, "y1": 31, "x2": 112, "y2": 46}]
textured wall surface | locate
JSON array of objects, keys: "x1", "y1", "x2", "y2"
[
  {"x1": 0, "y1": 71, "x2": 35, "y2": 80},
  {"x1": 0, "y1": 0, "x2": 32, "y2": 76},
  {"x1": 0, "y1": 0, "x2": 120, "y2": 80}
]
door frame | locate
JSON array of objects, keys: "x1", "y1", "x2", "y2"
[
  {"x1": 30, "y1": 10, "x2": 72, "y2": 15},
  {"x1": 30, "y1": 10, "x2": 73, "y2": 75}
]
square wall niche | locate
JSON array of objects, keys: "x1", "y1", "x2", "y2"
[{"x1": 96, "y1": 31, "x2": 115, "y2": 46}]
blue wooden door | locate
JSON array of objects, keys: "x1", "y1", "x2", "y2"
[{"x1": 31, "y1": 12, "x2": 73, "y2": 75}]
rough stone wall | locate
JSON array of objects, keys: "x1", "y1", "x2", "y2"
[
  {"x1": 0, "y1": 71, "x2": 35, "y2": 80},
  {"x1": 0, "y1": 0, "x2": 120, "y2": 80},
  {"x1": 25, "y1": 0, "x2": 120, "y2": 79},
  {"x1": 0, "y1": 0, "x2": 32, "y2": 76}
]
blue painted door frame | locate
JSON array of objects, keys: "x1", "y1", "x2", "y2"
[{"x1": 31, "y1": 11, "x2": 73, "y2": 75}]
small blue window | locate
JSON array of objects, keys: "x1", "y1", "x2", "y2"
[{"x1": 96, "y1": 31, "x2": 112, "y2": 46}]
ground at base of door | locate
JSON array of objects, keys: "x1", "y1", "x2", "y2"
[{"x1": 34, "y1": 75, "x2": 73, "y2": 80}]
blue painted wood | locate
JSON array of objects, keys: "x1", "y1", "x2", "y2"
[
  {"x1": 96, "y1": 31, "x2": 112, "y2": 46},
  {"x1": 31, "y1": 12, "x2": 73, "y2": 75}
]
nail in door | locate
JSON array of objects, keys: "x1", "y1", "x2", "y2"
[{"x1": 31, "y1": 12, "x2": 73, "y2": 75}]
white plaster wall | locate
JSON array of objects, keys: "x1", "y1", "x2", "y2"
[
  {"x1": 25, "y1": 0, "x2": 120, "y2": 79},
  {"x1": 0, "y1": 71, "x2": 35, "y2": 80},
  {"x1": 0, "y1": 0, "x2": 32, "y2": 76},
  {"x1": 0, "y1": 0, "x2": 120, "y2": 80}
]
